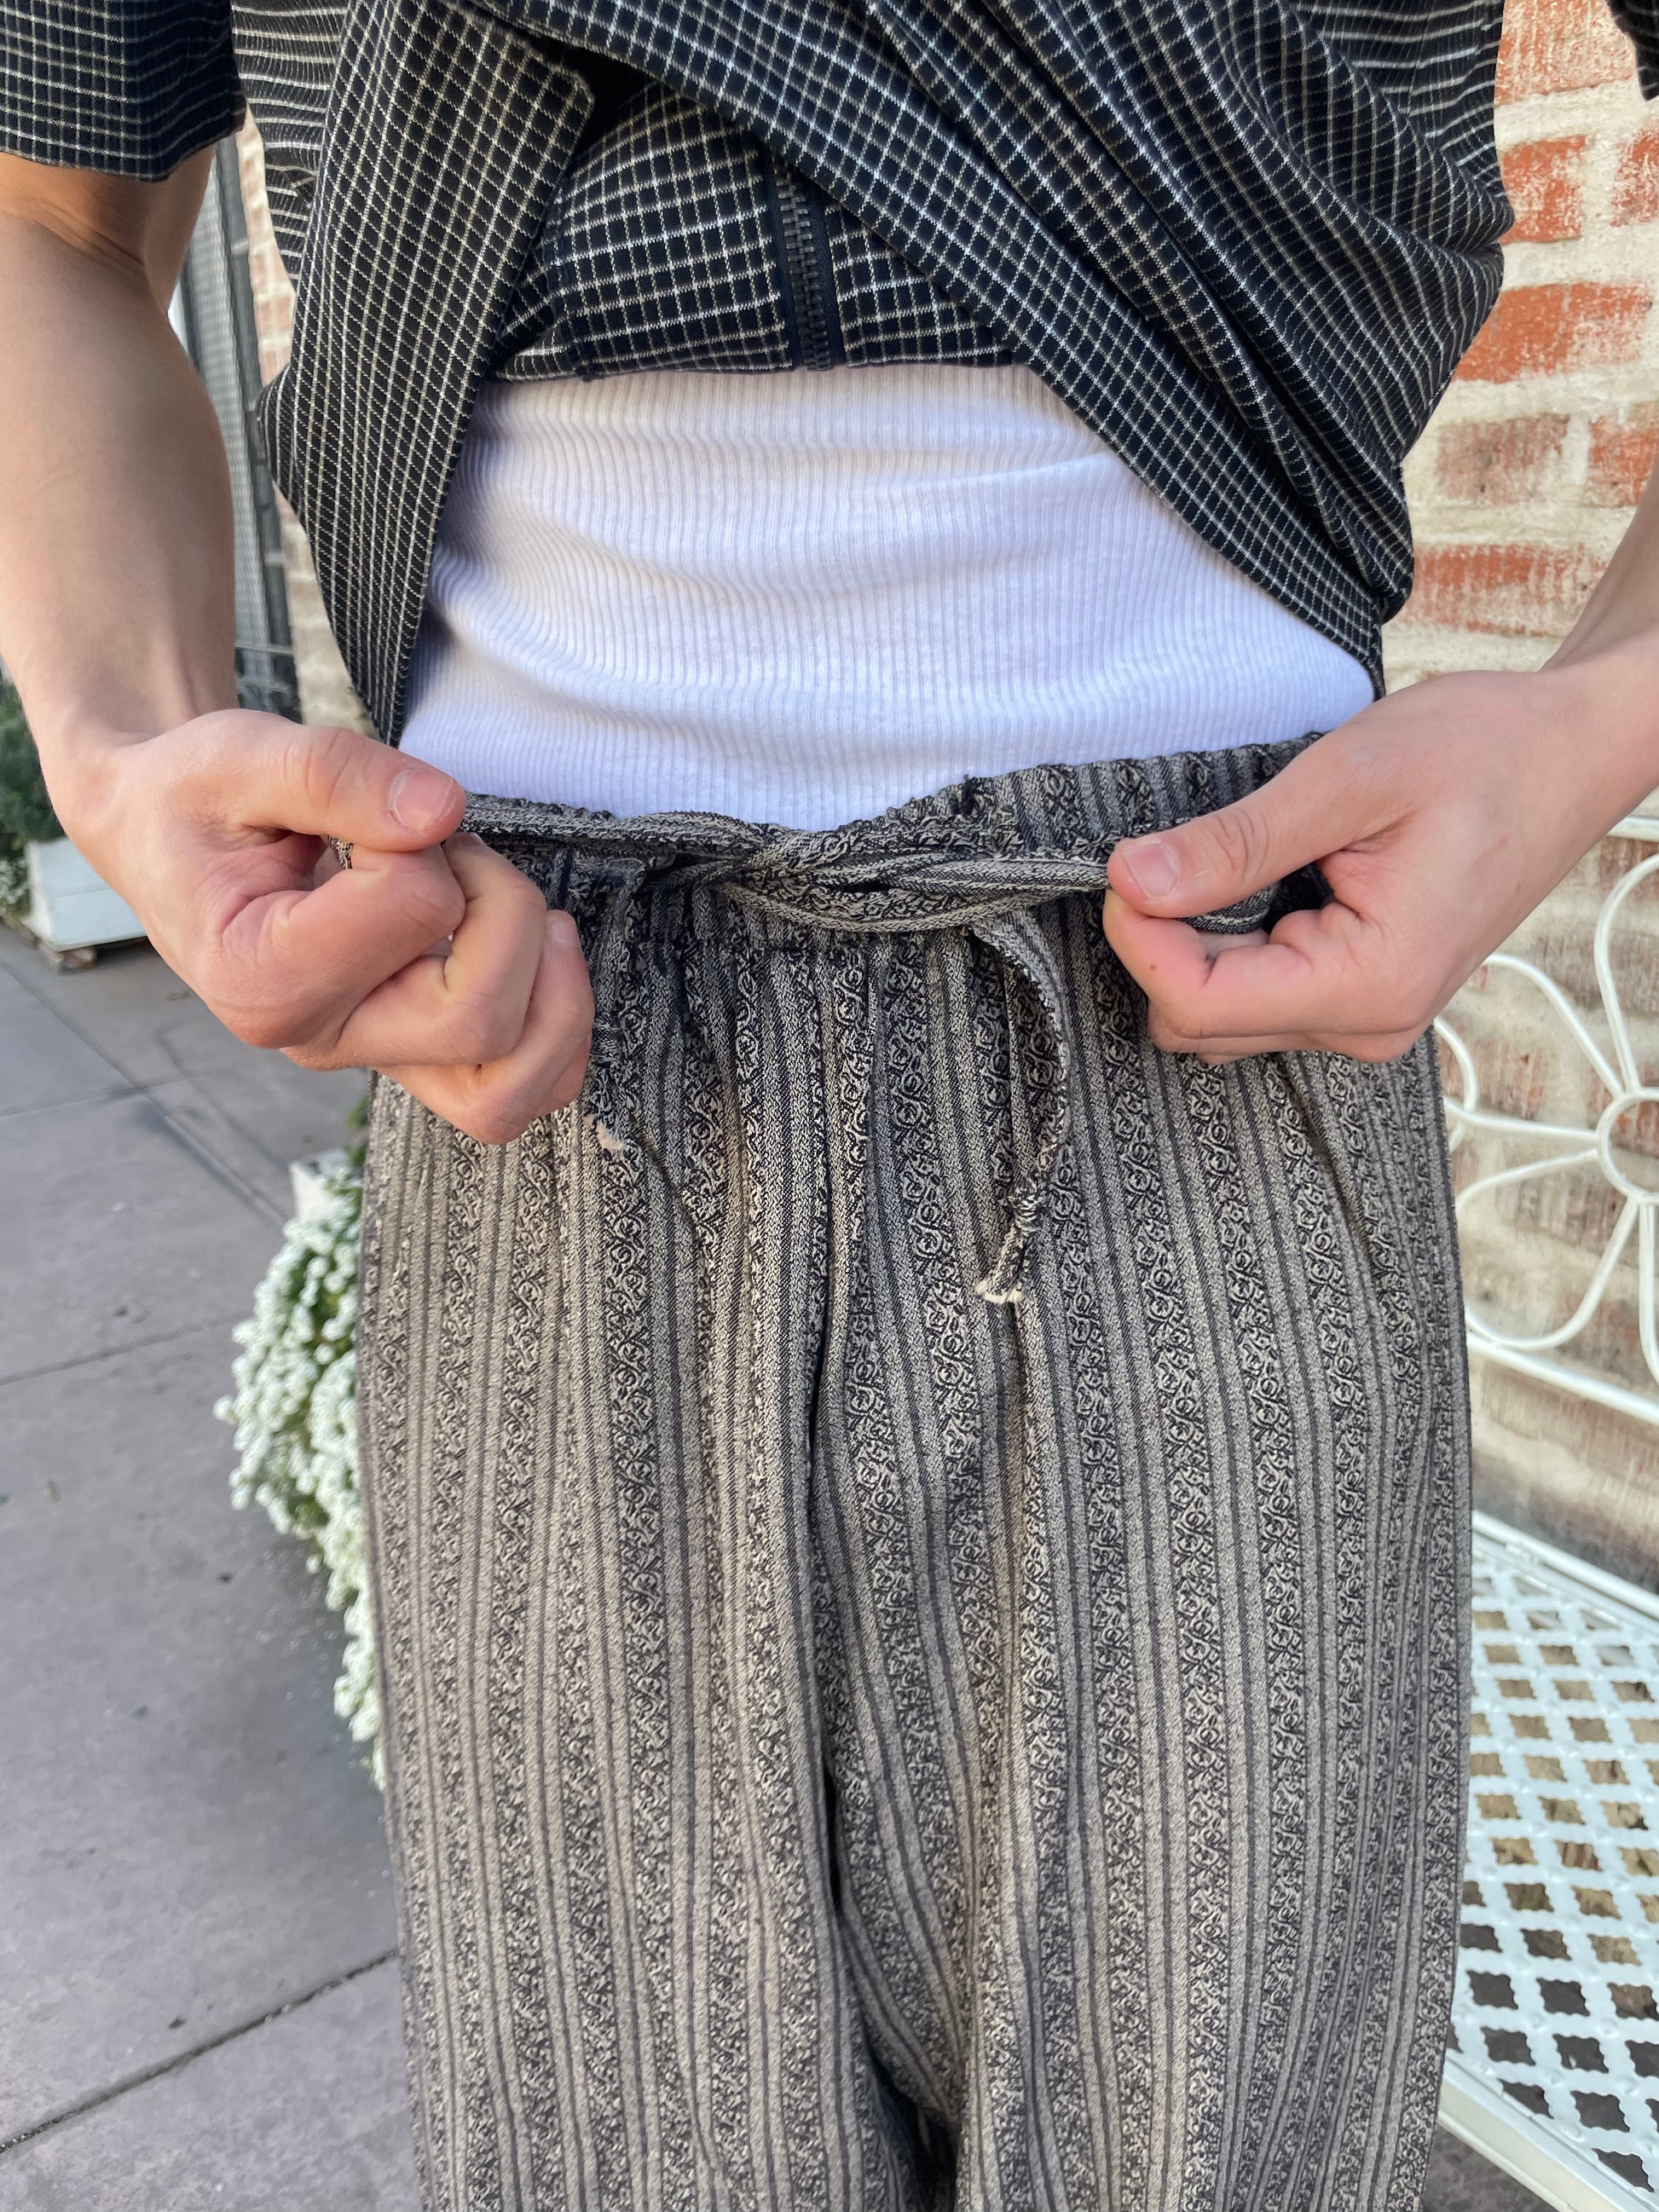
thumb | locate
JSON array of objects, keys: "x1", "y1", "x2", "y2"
[
  {"x1": 1106, "y1": 740, "x2": 1360, "y2": 917},
  {"x1": 182, "y1": 711, "x2": 467, "y2": 852}
]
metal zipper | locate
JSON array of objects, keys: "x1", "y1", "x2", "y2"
[{"x1": 762, "y1": 156, "x2": 846, "y2": 371}]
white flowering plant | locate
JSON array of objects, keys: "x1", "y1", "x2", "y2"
[
  {"x1": 0, "y1": 682, "x2": 61, "y2": 929},
  {"x1": 0, "y1": 852, "x2": 26, "y2": 930},
  {"x1": 216, "y1": 1141, "x2": 380, "y2": 1780}
]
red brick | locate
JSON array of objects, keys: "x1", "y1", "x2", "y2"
[
  {"x1": 1610, "y1": 1094, "x2": 1659, "y2": 1164},
  {"x1": 1401, "y1": 543, "x2": 1606, "y2": 634},
  {"x1": 1435, "y1": 415, "x2": 1569, "y2": 502},
  {"x1": 1501, "y1": 137, "x2": 1587, "y2": 241},
  {"x1": 1456, "y1": 283, "x2": 1650, "y2": 381},
  {"x1": 1496, "y1": 0, "x2": 1638, "y2": 100},
  {"x1": 1587, "y1": 406, "x2": 1659, "y2": 505},
  {"x1": 1612, "y1": 125, "x2": 1659, "y2": 227}
]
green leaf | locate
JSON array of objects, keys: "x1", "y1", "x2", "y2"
[{"x1": 0, "y1": 686, "x2": 61, "y2": 856}]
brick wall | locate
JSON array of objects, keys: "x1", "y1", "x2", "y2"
[
  {"x1": 1385, "y1": 0, "x2": 1657, "y2": 683},
  {"x1": 1384, "y1": 0, "x2": 1659, "y2": 1590}
]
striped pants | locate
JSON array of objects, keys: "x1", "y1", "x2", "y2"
[{"x1": 356, "y1": 740, "x2": 1471, "y2": 2212}]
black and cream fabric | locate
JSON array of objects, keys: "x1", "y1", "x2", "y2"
[
  {"x1": 6, "y1": 0, "x2": 1658, "y2": 737},
  {"x1": 355, "y1": 736, "x2": 1472, "y2": 2210}
]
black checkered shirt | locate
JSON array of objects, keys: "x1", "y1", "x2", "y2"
[{"x1": 5, "y1": 0, "x2": 1657, "y2": 738}]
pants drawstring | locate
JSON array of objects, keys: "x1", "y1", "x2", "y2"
[
  {"x1": 579, "y1": 848, "x2": 1118, "y2": 1305},
  {"x1": 468, "y1": 804, "x2": 1304, "y2": 1306}
]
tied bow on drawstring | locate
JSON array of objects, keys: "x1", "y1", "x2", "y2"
[{"x1": 513, "y1": 821, "x2": 1288, "y2": 1308}]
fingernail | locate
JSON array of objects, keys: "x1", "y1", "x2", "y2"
[
  {"x1": 388, "y1": 766, "x2": 461, "y2": 836},
  {"x1": 546, "y1": 909, "x2": 578, "y2": 947},
  {"x1": 1122, "y1": 837, "x2": 1179, "y2": 898}
]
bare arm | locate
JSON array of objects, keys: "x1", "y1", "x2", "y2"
[
  {"x1": 0, "y1": 151, "x2": 590, "y2": 1141},
  {"x1": 0, "y1": 150, "x2": 234, "y2": 755},
  {"x1": 1101, "y1": 459, "x2": 1659, "y2": 1064}
]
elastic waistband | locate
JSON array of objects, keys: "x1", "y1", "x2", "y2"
[
  {"x1": 460, "y1": 732, "x2": 1324, "y2": 939},
  {"x1": 462, "y1": 736, "x2": 1327, "y2": 1307}
]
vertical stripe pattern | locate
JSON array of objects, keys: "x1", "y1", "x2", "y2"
[{"x1": 356, "y1": 739, "x2": 1471, "y2": 2212}]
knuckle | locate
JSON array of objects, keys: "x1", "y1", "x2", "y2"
[
  {"x1": 206, "y1": 962, "x2": 330, "y2": 1052},
  {"x1": 287, "y1": 722, "x2": 363, "y2": 817},
  {"x1": 1205, "y1": 803, "x2": 1270, "y2": 886},
  {"x1": 280, "y1": 1040, "x2": 343, "y2": 1072},
  {"x1": 552, "y1": 993, "x2": 596, "y2": 1054},
  {"x1": 476, "y1": 1008, "x2": 523, "y2": 1065},
  {"x1": 548, "y1": 1042, "x2": 592, "y2": 1109},
  {"x1": 507, "y1": 876, "x2": 555, "y2": 939},
  {"x1": 401, "y1": 865, "x2": 467, "y2": 937},
  {"x1": 1369, "y1": 982, "x2": 1431, "y2": 1037},
  {"x1": 1341, "y1": 726, "x2": 1402, "y2": 804},
  {"x1": 441, "y1": 1002, "x2": 519, "y2": 1066},
  {"x1": 503, "y1": 863, "x2": 546, "y2": 916},
  {"x1": 460, "y1": 1094, "x2": 531, "y2": 1146},
  {"x1": 1329, "y1": 1027, "x2": 1410, "y2": 1066},
  {"x1": 220, "y1": 999, "x2": 305, "y2": 1051},
  {"x1": 1371, "y1": 1027, "x2": 1425, "y2": 1065},
  {"x1": 168, "y1": 718, "x2": 244, "y2": 811},
  {"x1": 547, "y1": 1077, "x2": 582, "y2": 1114},
  {"x1": 1160, "y1": 998, "x2": 1210, "y2": 1044},
  {"x1": 478, "y1": 867, "x2": 545, "y2": 935}
]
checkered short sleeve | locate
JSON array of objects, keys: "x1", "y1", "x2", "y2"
[
  {"x1": 0, "y1": 1, "x2": 243, "y2": 178},
  {"x1": 1609, "y1": 0, "x2": 1659, "y2": 95}
]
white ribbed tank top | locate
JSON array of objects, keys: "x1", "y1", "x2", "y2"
[{"x1": 400, "y1": 363, "x2": 1373, "y2": 830}]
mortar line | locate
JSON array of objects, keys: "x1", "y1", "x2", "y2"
[{"x1": 0, "y1": 1949, "x2": 400, "y2": 2157}]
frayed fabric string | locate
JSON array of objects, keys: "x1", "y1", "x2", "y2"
[{"x1": 963, "y1": 908, "x2": 1078, "y2": 1307}]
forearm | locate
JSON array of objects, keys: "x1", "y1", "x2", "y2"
[
  {"x1": 1552, "y1": 454, "x2": 1659, "y2": 673},
  {"x1": 0, "y1": 151, "x2": 234, "y2": 836},
  {"x1": 1542, "y1": 453, "x2": 1659, "y2": 812},
  {"x1": 0, "y1": 155, "x2": 587, "y2": 1137}
]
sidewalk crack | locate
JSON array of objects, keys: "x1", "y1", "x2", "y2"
[{"x1": 0, "y1": 1949, "x2": 399, "y2": 2157}]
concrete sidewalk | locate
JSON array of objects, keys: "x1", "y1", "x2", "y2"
[
  {"x1": 0, "y1": 924, "x2": 1532, "y2": 2212},
  {"x1": 0, "y1": 928, "x2": 416, "y2": 2210}
]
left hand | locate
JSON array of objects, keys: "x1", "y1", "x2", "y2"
[{"x1": 1102, "y1": 659, "x2": 1659, "y2": 1065}]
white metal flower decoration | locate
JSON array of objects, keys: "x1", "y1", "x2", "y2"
[{"x1": 1436, "y1": 814, "x2": 1659, "y2": 1430}]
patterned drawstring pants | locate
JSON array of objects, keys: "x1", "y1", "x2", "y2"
[{"x1": 356, "y1": 738, "x2": 1471, "y2": 2212}]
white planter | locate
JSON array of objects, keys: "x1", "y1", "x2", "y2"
[
  {"x1": 290, "y1": 1149, "x2": 357, "y2": 1222},
  {"x1": 24, "y1": 837, "x2": 143, "y2": 957}
]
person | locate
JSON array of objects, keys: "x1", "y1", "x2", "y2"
[{"x1": 3, "y1": 1, "x2": 1657, "y2": 2204}]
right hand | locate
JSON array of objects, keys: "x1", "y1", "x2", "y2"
[{"x1": 53, "y1": 709, "x2": 593, "y2": 1144}]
